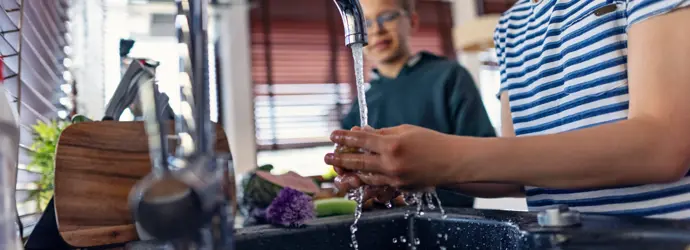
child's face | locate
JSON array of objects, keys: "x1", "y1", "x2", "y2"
[{"x1": 360, "y1": 0, "x2": 417, "y2": 65}]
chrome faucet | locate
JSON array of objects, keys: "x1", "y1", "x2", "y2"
[
  {"x1": 128, "y1": 0, "x2": 367, "y2": 249},
  {"x1": 333, "y1": 0, "x2": 368, "y2": 47},
  {"x1": 128, "y1": 0, "x2": 233, "y2": 249}
]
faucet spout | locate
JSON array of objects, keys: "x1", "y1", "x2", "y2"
[{"x1": 332, "y1": 0, "x2": 368, "y2": 47}]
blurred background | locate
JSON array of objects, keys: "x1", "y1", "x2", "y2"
[{"x1": 6, "y1": 0, "x2": 526, "y2": 235}]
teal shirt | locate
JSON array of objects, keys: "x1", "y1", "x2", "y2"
[{"x1": 341, "y1": 52, "x2": 496, "y2": 138}]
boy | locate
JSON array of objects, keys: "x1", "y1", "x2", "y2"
[{"x1": 340, "y1": 0, "x2": 496, "y2": 208}]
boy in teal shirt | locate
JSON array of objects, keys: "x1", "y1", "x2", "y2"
[{"x1": 341, "y1": 0, "x2": 495, "y2": 208}]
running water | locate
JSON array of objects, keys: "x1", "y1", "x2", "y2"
[
  {"x1": 348, "y1": 44, "x2": 367, "y2": 250},
  {"x1": 351, "y1": 43, "x2": 368, "y2": 129},
  {"x1": 348, "y1": 44, "x2": 449, "y2": 249}
]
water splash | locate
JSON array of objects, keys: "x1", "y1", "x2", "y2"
[
  {"x1": 431, "y1": 190, "x2": 447, "y2": 219},
  {"x1": 403, "y1": 193, "x2": 416, "y2": 205},
  {"x1": 348, "y1": 186, "x2": 364, "y2": 250},
  {"x1": 414, "y1": 192, "x2": 424, "y2": 216}
]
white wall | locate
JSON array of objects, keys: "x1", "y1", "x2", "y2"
[
  {"x1": 216, "y1": 3, "x2": 258, "y2": 176},
  {"x1": 71, "y1": 0, "x2": 107, "y2": 120}
]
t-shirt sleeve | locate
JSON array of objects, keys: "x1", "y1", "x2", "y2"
[{"x1": 626, "y1": 0, "x2": 690, "y2": 28}]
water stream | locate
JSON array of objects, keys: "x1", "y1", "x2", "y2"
[
  {"x1": 348, "y1": 44, "x2": 446, "y2": 250},
  {"x1": 347, "y1": 44, "x2": 367, "y2": 250},
  {"x1": 351, "y1": 43, "x2": 368, "y2": 129}
]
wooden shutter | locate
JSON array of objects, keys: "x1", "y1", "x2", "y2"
[
  {"x1": 1, "y1": 0, "x2": 70, "y2": 236},
  {"x1": 251, "y1": 0, "x2": 454, "y2": 150}
]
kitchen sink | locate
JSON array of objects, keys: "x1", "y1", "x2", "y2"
[
  {"x1": 235, "y1": 207, "x2": 690, "y2": 250},
  {"x1": 117, "y1": 207, "x2": 690, "y2": 249},
  {"x1": 236, "y1": 208, "x2": 526, "y2": 250}
]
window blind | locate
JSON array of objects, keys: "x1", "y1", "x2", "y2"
[
  {"x1": 251, "y1": 0, "x2": 454, "y2": 150},
  {"x1": 0, "y1": 0, "x2": 70, "y2": 236}
]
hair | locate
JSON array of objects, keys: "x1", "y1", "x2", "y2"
[{"x1": 397, "y1": 0, "x2": 415, "y2": 13}]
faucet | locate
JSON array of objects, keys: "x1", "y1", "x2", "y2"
[
  {"x1": 333, "y1": 0, "x2": 368, "y2": 47},
  {"x1": 128, "y1": 0, "x2": 367, "y2": 249},
  {"x1": 128, "y1": 0, "x2": 233, "y2": 248}
]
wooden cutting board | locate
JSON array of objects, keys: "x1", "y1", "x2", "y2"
[{"x1": 53, "y1": 121, "x2": 232, "y2": 248}]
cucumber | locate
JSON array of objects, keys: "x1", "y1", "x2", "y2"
[{"x1": 314, "y1": 198, "x2": 357, "y2": 217}]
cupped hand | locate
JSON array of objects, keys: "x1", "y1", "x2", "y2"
[
  {"x1": 333, "y1": 169, "x2": 398, "y2": 202},
  {"x1": 325, "y1": 124, "x2": 463, "y2": 190},
  {"x1": 331, "y1": 126, "x2": 399, "y2": 203}
]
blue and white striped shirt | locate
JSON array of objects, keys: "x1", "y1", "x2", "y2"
[{"x1": 495, "y1": 0, "x2": 690, "y2": 219}]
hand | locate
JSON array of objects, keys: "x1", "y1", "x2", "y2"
[
  {"x1": 325, "y1": 124, "x2": 463, "y2": 190},
  {"x1": 333, "y1": 167, "x2": 399, "y2": 203},
  {"x1": 332, "y1": 126, "x2": 399, "y2": 203}
]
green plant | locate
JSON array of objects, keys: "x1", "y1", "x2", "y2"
[{"x1": 27, "y1": 120, "x2": 69, "y2": 211}]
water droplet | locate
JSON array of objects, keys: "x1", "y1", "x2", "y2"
[
  {"x1": 392, "y1": 238, "x2": 398, "y2": 243},
  {"x1": 439, "y1": 247, "x2": 447, "y2": 250},
  {"x1": 444, "y1": 234, "x2": 448, "y2": 240},
  {"x1": 385, "y1": 201, "x2": 393, "y2": 208},
  {"x1": 419, "y1": 211, "x2": 425, "y2": 216},
  {"x1": 414, "y1": 238, "x2": 421, "y2": 245},
  {"x1": 400, "y1": 236, "x2": 407, "y2": 243},
  {"x1": 437, "y1": 233, "x2": 442, "y2": 238}
]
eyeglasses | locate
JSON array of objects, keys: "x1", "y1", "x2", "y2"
[{"x1": 364, "y1": 10, "x2": 405, "y2": 29}]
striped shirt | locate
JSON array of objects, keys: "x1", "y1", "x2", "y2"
[{"x1": 494, "y1": 0, "x2": 690, "y2": 219}]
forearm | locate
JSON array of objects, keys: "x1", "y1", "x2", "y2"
[
  {"x1": 440, "y1": 183, "x2": 524, "y2": 198},
  {"x1": 462, "y1": 118, "x2": 690, "y2": 189}
]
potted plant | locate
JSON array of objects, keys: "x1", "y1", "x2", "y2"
[{"x1": 26, "y1": 120, "x2": 68, "y2": 211}]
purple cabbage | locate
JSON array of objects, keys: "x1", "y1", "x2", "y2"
[{"x1": 265, "y1": 188, "x2": 315, "y2": 227}]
